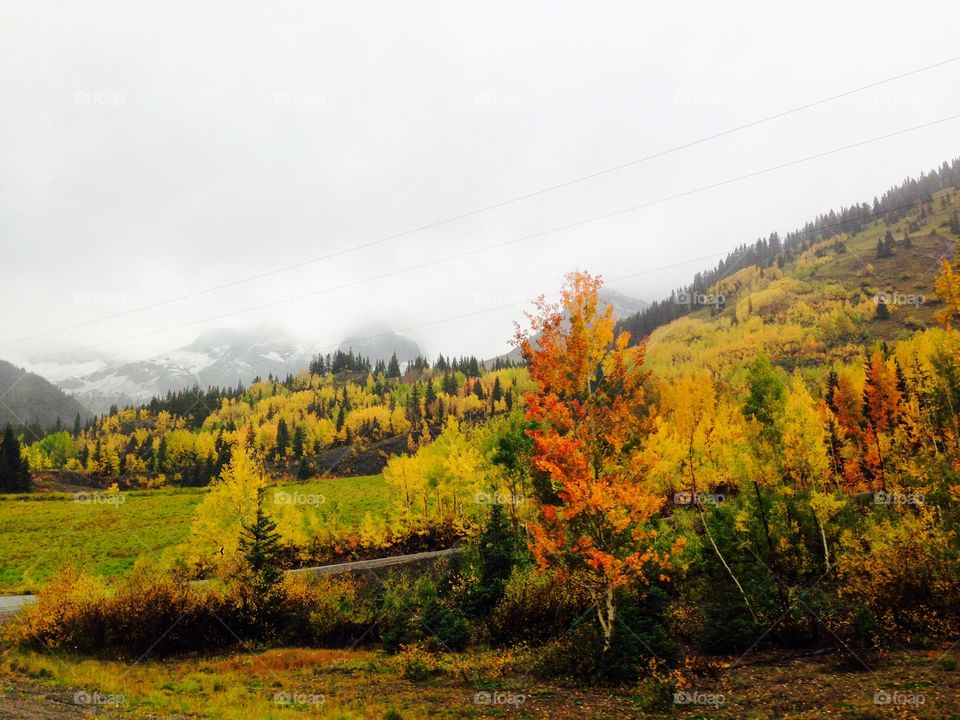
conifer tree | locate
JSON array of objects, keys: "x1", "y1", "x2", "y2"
[
  {"x1": 275, "y1": 418, "x2": 290, "y2": 459},
  {"x1": 387, "y1": 352, "x2": 401, "y2": 379},
  {"x1": 473, "y1": 503, "x2": 517, "y2": 614},
  {"x1": 239, "y1": 489, "x2": 284, "y2": 593},
  {"x1": 875, "y1": 298, "x2": 890, "y2": 320},
  {"x1": 491, "y1": 377, "x2": 503, "y2": 404},
  {"x1": 292, "y1": 424, "x2": 307, "y2": 459},
  {"x1": 0, "y1": 426, "x2": 31, "y2": 492}
]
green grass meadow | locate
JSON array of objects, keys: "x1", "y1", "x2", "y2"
[{"x1": 0, "y1": 475, "x2": 389, "y2": 594}]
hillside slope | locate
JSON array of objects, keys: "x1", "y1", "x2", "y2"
[
  {"x1": 644, "y1": 185, "x2": 959, "y2": 378},
  {"x1": 0, "y1": 360, "x2": 89, "y2": 430}
]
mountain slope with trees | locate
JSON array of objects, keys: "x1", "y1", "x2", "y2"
[
  {"x1": 620, "y1": 157, "x2": 960, "y2": 342},
  {"x1": 0, "y1": 359, "x2": 89, "y2": 433}
]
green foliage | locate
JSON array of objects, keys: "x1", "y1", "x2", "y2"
[
  {"x1": 379, "y1": 574, "x2": 471, "y2": 653},
  {"x1": 850, "y1": 603, "x2": 883, "y2": 650},
  {"x1": 875, "y1": 297, "x2": 891, "y2": 319},
  {"x1": 233, "y1": 489, "x2": 285, "y2": 636},
  {"x1": 742, "y1": 355, "x2": 786, "y2": 438},
  {"x1": 239, "y1": 491, "x2": 283, "y2": 589},
  {"x1": 470, "y1": 503, "x2": 519, "y2": 616},
  {"x1": 487, "y1": 566, "x2": 594, "y2": 646},
  {"x1": 280, "y1": 574, "x2": 376, "y2": 646},
  {"x1": 530, "y1": 586, "x2": 676, "y2": 683},
  {"x1": 0, "y1": 426, "x2": 31, "y2": 492}
]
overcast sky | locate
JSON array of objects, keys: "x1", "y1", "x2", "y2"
[{"x1": 2, "y1": 0, "x2": 959, "y2": 367}]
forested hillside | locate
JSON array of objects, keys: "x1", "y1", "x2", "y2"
[
  {"x1": 0, "y1": 359, "x2": 88, "y2": 432},
  {"x1": 621, "y1": 157, "x2": 960, "y2": 340},
  {"x1": 20, "y1": 348, "x2": 525, "y2": 488}
]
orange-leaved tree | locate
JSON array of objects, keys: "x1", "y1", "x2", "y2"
[{"x1": 516, "y1": 271, "x2": 678, "y2": 651}]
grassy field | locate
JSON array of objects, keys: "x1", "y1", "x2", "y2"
[
  {"x1": 0, "y1": 475, "x2": 390, "y2": 595},
  {"x1": 1, "y1": 644, "x2": 957, "y2": 719}
]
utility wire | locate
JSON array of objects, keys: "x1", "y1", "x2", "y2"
[
  {"x1": 251, "y1": 188, "x2": 960, "y2": 359},
  {"x1": 5, "y1": 54, "x2": 959, "y2": 348},
  {"x1": 40, "y1": 110, "x2": 960, "y2": 357}
]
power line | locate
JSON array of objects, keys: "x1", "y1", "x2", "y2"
[
  {"x1": 40, "y1": 111, "x2": 960, "y2": 357},
  {"x1": 5, "y1": 54, "x2": 959, "y2": 348},
  {"x1": 218, "y1": 188, "x2": 960, "y2": 360}
]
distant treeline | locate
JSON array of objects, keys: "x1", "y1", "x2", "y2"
[{"x1": 308, "y1": 348, "x2": 519, "y2": 379}]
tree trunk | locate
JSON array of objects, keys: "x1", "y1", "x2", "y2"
[
  {"x1": 596, "y1": 582, "x2": 616, "y2": 652},
  {"x1": 816, "y1": 514, "x2": 831, "y2": 571},
  {"x1": 753, "y1": 479, "x2": 788, "y2": 612}
]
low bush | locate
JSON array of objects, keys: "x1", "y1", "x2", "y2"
[
  {"x1": 9, "y1": 566, "x2": 379, "y2": 656},
  {"x1": 9, "y1": 566, "x2": 239, "y2": 655},
  {"x1": 279, "y1": 573, "x2": 376, "y2": 646},
  {"x1": 530, "y1": 586, "x2": 677, "y2": 683},
  {"x1": 8, "y1": 566, "x2": 107, "y2": 653},
  {"x1": 379, "y1": 574, "x2": 471, "y2": 653},
  {"x1": 486, "y1": 566, "x2": 593, "y2": 646}
]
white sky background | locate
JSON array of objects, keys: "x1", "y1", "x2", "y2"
[{"x1": 1, "y1": 1, "x2": 959, "y2": 365}]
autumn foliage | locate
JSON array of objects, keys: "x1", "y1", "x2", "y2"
[{"x1": 517, "y1": 271, "x2": 678, "y2": 649}]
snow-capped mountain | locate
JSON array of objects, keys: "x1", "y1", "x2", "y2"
[
  {"x1": 36, "y1": 325, "x2": 426, "y2": 414},
  {"x1": 51, "y1": 327, "x2": 314, "y2": 414},
  {"x1": 598, "y1": 288, "x2": 650, "y2": 319}
]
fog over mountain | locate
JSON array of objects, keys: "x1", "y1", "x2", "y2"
[
  {"x1": 50, "y1": 327, "x2": 312, "y2": 413},
  {"x1": 338, "y1": 324, "x2": 423, "y2": 365},
  {"x1": 2, "y1": 1, "x2": 958, "y2": 372},
  {"x1": 23, "y1": 320, "x2": 437, "y2": 413}
]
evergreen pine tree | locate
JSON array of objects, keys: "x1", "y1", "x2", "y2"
[
  {"x1": 292, "y1": 424, "x2": 307, "y2": 459},
  {"x1": 825, "y1": 371, "x2": 839, "y2": 412},
  {"x1": 443, "y1": 373, "x2": 459, "y2": 396},
  {"x1": 0, "y1": 426, "x2": 31, "y2": 492},
  {"x1": 156, "y1": 435, "x2": 169, "y2": 471},
  {"x1": 387, "y1": 352, "x2": 401, "y2": 379},
  {"x1": 239, "y1": 490, "x2": 284, "y2": 591},
  {"x1": 473, "y1": 503, "x2": 517, "y2": 615},
  {"x1": 875, "y1": 298, "x2": 891, "y2": 320},
  {"x1": 424, "y1": 379, "x2": 437, "y2": 419},
  {"x1": 237, "y1": 489, "x2": 285, "y2": 634},
  {"x1": 275, "y1": 418, "x2": 290, "y2": 459},
  {"x1": 407, "y1": 382, "x2": 422, "y2": 423},
  {"x1": 491, "y1": 377, "x2": 503, "y2": 404}
]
